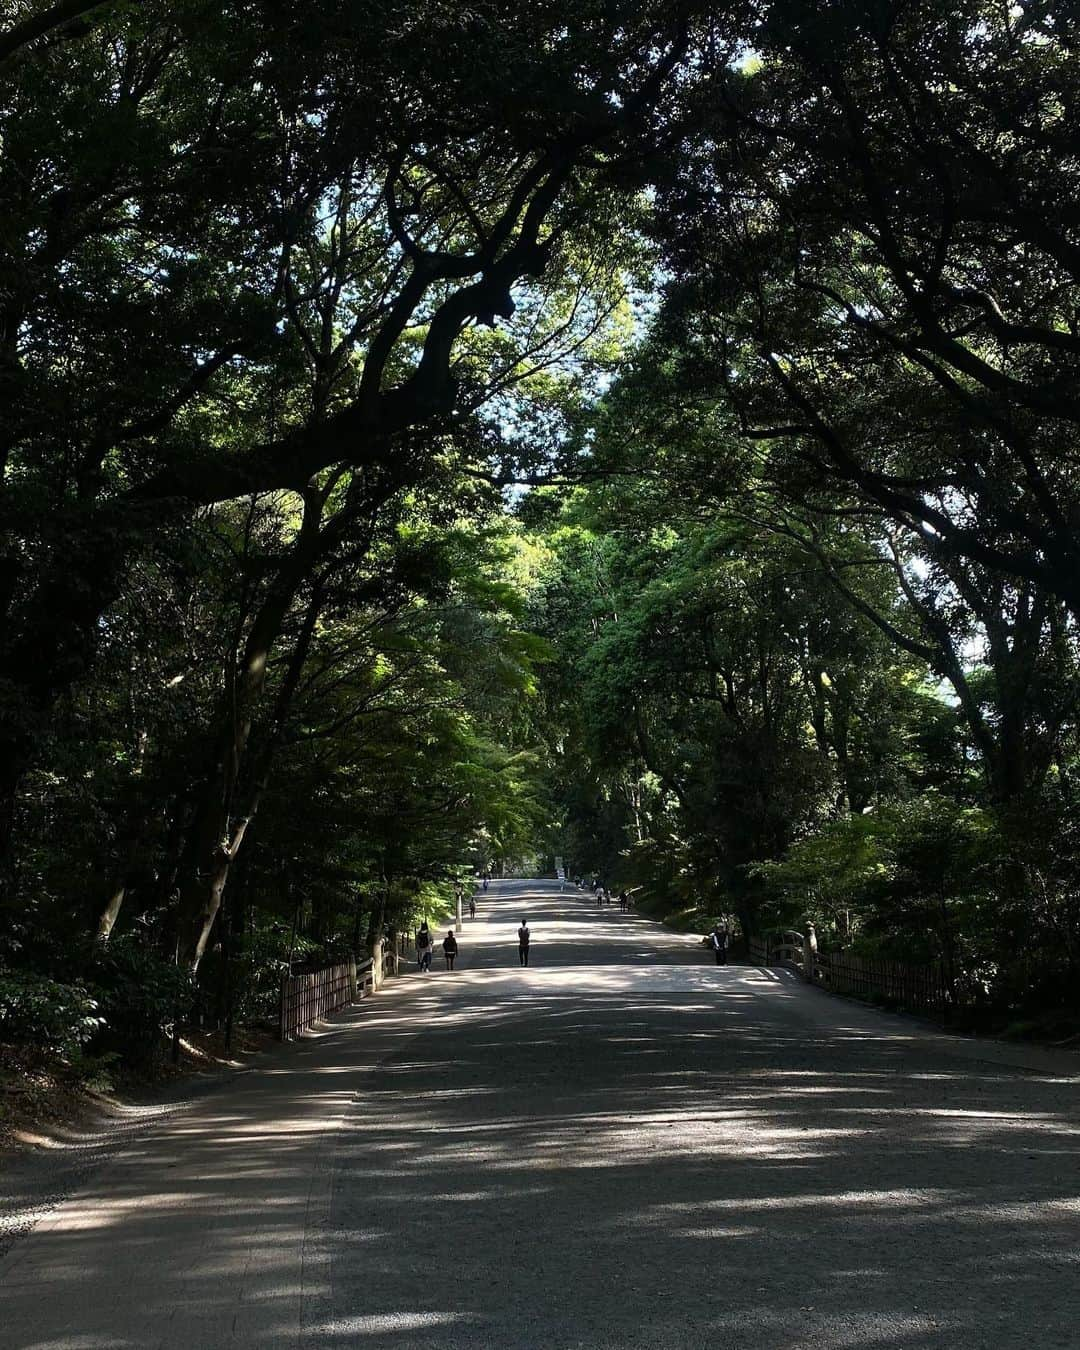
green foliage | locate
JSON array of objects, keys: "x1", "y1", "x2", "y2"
[
  {"x1": 754, "y1": 795, "x2": 1000, "y2": 961},
  {"x1": 86, "y1": 939, "x2": 194, "y2": 1068},
  {"x1": 2, "y1": 0, "x2": 1079, "y2": 1067},
  {"x1": 0, "y1": 969, "x2": 103, "y2": 1062}
]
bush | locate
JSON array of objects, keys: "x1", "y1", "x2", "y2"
[
  {"x1": 0, "y1": 939, "x2": 197, "y2": 1073},
  {"x1": 86, "y1": 938, "x2": 194, "y2": 1068},
  {"x1": 0, "y1": 967, "x2": 104, "y2": 1060}
]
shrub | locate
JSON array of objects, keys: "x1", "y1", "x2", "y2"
[
  {"x1": 0, "y1": 968, "x2": 104, "y2": 1061},
  {"x1": 86, "y1": 938, "x2": 194, "y2": 1068}
]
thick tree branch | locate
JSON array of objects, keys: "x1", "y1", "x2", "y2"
[{"x1": 0, "y1": 0, "x2": 115, "y2": 62}]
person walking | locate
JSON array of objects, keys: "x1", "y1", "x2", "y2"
[
  {"x1": 709, "y1": 923, "x2": 729, "y2": 965},
  {"x1": 469, "y1": 897, "x2": 476, "y2": 919},
  {"x1": 517, "y1": 918, "x2": 531, "y2": 967},
  {"x1": 442, "y1": 930, "x2": 458, "y2": 971},
  {"x1": 416, "y1": 922, "x2": 432, "y2": 973}
]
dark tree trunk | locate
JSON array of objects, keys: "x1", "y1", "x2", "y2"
[{"x1": 173, "y1": 509, "x2": 332, "y2": 972}]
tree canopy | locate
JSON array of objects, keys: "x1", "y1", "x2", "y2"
[{"x1": 2, "y1": 0, "x2": 1078, "y2": 1070}]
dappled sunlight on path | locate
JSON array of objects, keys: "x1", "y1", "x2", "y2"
[{"x1": 2, "y1": 880, "x2": 1078, "y2": 1348}]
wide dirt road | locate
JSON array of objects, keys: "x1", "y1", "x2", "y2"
[{"x1": 2, "y1": 879, "x2": 1078, "y2": 1349}]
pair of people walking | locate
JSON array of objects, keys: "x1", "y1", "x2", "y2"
[{"x1": 416, "y1": 923, "x2": 459, "y2": 972}]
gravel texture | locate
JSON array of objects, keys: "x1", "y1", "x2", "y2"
[
  {"x1": 1, "y1": 879, "x2": 1078, "y2": 1349},
  {"x1": 0, "y1": 1061, "x2": 259, "y2": 1261}
]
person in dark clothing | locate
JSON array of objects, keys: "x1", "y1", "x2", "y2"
[
  {"x1": 469, "y1": 897, "x2": 476, "y2": 919},
  {"x1": 416, "y1": 922, "x2": 432, "y2": 973},
  {"x1": 517, "y1": 919, "x2": 531, "y2": 967},
  {"x1": 442, "y1": 930, "x2": 458, "y2": 970},
  {"x1": 709, "y1": 924, "x2": 729, "y2": 965}
]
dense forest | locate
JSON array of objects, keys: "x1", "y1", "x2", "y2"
[{"x1": 2, "y1": 0, "x2": 1078, "y2": 1077}]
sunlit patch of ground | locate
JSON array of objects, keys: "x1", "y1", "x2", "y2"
[{"x1": 2, "y1": 880, "x2": 1078, "y2": 1349}]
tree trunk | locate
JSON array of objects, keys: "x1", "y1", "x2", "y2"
[
  {"x1": 172, "y1": 519, "x2": 329, "y2": 972},
  {"x1": 0, "y1": 534, "x2": 127, "y2": 880},
  {"x1": 0, "y1": 750, "x2": 24, "y2": 900},
  {"x1": 367, "y1": 859, "x2": 390, "y2": 953},
  {"x1": 96, "y1": 885, "x2": 126, "y2": 941}
]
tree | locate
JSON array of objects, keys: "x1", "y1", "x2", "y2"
[
  {"x1": 525, "y1": 484, "x2": 943, "y2": 932},
  {"x1": 654, "y1": 0, "x2": 1080, "y2": 613},
  {"x1": 0, "y1": 0, "x2": 707, "y2": 877}
]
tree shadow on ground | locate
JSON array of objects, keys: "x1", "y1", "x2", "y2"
[
  {"x1": 1, "y1": 895, "x2": 1077, "y2": 1349},
  {"x1": 315, "y1": 978, "x2": 1080, "y2": 1349}
]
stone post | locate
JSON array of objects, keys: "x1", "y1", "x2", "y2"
[{"x1": 802, "y1": 923, "x2": 818, "y2": 983}]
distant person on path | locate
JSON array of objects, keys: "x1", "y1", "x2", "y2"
[
  {"x1": 618, "y1": 890, "x2": 628, "y2": 911},
  {"x1": 416, "y1": 922, "x2": 432, "y2": 973},
  {"x1": 469, "y1": 897, "x2": 476, "y2": 919},
  {"x1": 482, "y1": 875, "x2": 489, "y2": 892},
  {"x1": 442, "y1": 930, "x2": 458, "y2": 971},
  {"x1": 517, "y1": 919, "x2": 531, "y2": 967},
  {"x1": 709, "y1": 924, "x2": 729, "y2": 965}
]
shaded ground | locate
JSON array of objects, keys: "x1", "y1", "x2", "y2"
[
  {"x1": 1, "y1": 880, "x2": 1078, "y2": 1348},
  {"x1": 0, "y1": 1028, "x2": 278, "y2": 1260}
]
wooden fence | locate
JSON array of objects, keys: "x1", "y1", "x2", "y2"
[
  {"x1": 746, "y1": 931, "x2": 953, "y2": 1018},
  {"x1": 812, "y1": 950, "x2": 949, "y2": 1016},
  {"x1": 279, "y1": 956, "x2": 374, "y2": 1041}
]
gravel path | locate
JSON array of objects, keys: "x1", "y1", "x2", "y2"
[{"x1": 2, "y1": 879, "x2": 1078, "y2": 1348}]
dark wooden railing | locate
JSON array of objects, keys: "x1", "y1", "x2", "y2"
[
  {"x1": 279, "y1": 956, "x2": 374, "y2": 1041},
  {"x1": 812, "y1": 950, "x2": 948, "y2": 1016},
  {"x1": 746, "y1": 930, "x2": 953, "y2": 1019}
]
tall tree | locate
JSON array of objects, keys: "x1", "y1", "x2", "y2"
[
  {"x1": 655, "y1": 0, "x2": 1080, "y2": 613},
  {"x1": 0, "y1": 0, "x2": 711, "y2": 878}
]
